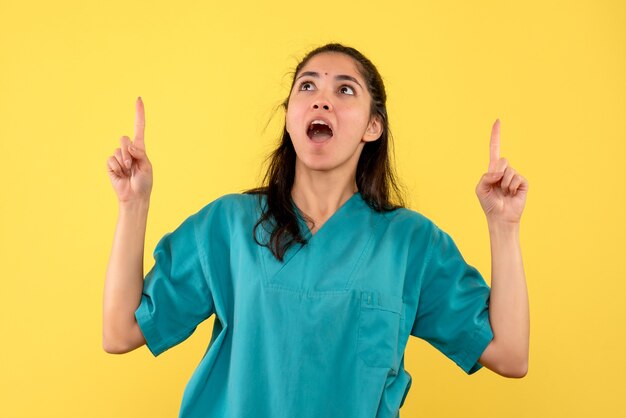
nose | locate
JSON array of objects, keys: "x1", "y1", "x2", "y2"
[{"x1": 312, "y1": 100, "x2": 332, "y2": 111}]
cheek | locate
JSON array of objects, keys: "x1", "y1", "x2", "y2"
[
  {"x1": 343, "y1": 108, "x2": 370, "y2": 133},
  {"x1": 286, "y1": 113, "x2": 297, "y2": 136},
  {"x1": 285, "y1": 107, "x2": 296, "y2": 134},
  {"x1": 286, "y1": 106, "x2": 306, "y2": 135}
]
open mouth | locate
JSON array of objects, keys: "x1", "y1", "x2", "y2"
[{"x1": 307, "y1": 121, "x2": 334, "y2": 142}]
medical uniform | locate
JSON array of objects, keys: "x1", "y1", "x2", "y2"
[{"x1": 134, "y1": 191, "x2": 493, "y2": 418}]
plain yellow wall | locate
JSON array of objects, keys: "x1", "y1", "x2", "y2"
[{"x1": 1, "y1": 0, "x2": 624, "y2": 416}]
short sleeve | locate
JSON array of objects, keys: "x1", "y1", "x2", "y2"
[
  {"x1": 134, "y1": 213, "x2": 214, "y2": 357},
  {"x1": 410, "y1": 224, "x2": 494, "y2": 375}
]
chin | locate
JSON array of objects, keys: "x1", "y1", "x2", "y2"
[{"x1": 295, "y1": 155, "x2": 339, "y2": 172}]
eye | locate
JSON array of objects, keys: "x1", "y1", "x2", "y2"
[
  {"x1": 297, "y1": 80, "x2": 356, "y2": 96},
  {"x1": 299, "y1": 81, "x2": 314, "y2": 91},
  {"x1": 340, "y1": 85, "x2": 355, "y2": 95}
]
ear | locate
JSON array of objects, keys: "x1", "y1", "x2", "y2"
[{"x1": 363, "y1": 115, "x2": 383, "y2": 142}]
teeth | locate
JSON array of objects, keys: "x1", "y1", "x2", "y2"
[{"x1": 307, "y1": 119, "x2": 333, "y2": 140}]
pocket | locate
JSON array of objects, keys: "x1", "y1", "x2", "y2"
[{"x1": 357, "y1": 290, "x2": 403, "y2": 370}]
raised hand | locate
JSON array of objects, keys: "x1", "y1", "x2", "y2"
[
  {"x1": 475, "y1": 119, "x2": 528, "y2": 225},
  {"x1": 107, "y1": 97, "x2": 153, "y2": 203}
]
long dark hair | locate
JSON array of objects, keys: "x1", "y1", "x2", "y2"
[{"x1": 243, "y1": 43, "x2": 407, "y2": 262}]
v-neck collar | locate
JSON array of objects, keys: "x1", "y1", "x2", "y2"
[
  {"x1": 260, "y1": 190, "x2": 381, "y2": 292},
  {"x1": 292, "y1": 191, "x2": 363, "y2": 240}
]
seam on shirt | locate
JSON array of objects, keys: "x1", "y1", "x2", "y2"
[
  {"x1": 459, "y1": 317, "x2": 493, "y2": 373},
  {"x1": 157, "y1": 215, "x2": 212, "y2": 354},
  {"x1": 415, "y1": 223, "x2": 438, "y2": 301},
  {"x1": 257, "y1": 228, "x2": 270, "y2": 288},
  {"x1": 263, "y1": 282, "x2": 351, "y2": 297},
  {"x1": 135, "y1": 299, "x2": 166, "y2": 356},
  {"x1": 248, "y1": 193, "x2": 272, "y2": 287},
  {"x1": 136, "y1": 299, "x2": 196, "y2": 357},
  {"x1": 192, "y1": 212, "x2": 215, "y2": 318},
  {"x1": 255, "y1": 195, "x2": 306, "y2": 288},
  {"x1": 343, "y1": 214, "x2": 387, "y2": 290}
]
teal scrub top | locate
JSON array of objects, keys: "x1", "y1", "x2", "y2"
[{"x1": 134, "y1": 191, "x2": 494, "y2": 418}]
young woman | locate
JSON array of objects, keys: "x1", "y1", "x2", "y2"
[{"x1": 103, "y1": 43, "x2": 529, "y2": 418}]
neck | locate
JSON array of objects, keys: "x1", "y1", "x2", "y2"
[{"x1": 291, "y1": 159, "x2": 358, "y2": 219}]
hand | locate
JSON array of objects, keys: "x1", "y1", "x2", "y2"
[
  {"x1": 475, "y1": 119, "x2": 528, "y2": 225},
  {"x1": 107, "y1": 97, "x2": 153, "y2": 204}
]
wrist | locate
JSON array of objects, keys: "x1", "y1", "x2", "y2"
[
  {"x1": 487, "y1": 220, "x2": 520, "y2": 239},
  {"x1": 119, "y1": 199, "x2": 150, "y2": 215}
]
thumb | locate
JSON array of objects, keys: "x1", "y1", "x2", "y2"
[
  {"x1": 127, "y1": 144, "x2": 146, "y2": 161},
  {"x1": 477, "y1": 171, "x2": 504, "y2": 194},
  {"x1": 482, "y1": 171, "x2": 504, "y2": 185}
]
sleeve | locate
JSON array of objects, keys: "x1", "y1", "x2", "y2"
[
  {"x1": 134, "y1": 213, "x2": 215, "y2": 357},
  {"x1": 410, "y1": 223, "x2": 494, "y2": 375}
]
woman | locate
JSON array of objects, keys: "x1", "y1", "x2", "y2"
[{"x1": 103, "y1": 43, "x2": 529, "y2": 418}]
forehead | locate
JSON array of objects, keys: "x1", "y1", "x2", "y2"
[{"x1": 297, "y1": 52, "x2": 362, "y2": 81}]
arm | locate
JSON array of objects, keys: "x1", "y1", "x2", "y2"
[
  {"x1": 475, "y1": 119, "x2": 530, "y2": 378},
  {"x1": 104, "y1": 97, "x2": 153, "y2": 354},
  {"x1": 102, "y1": 200, "x2": 149, "y2": 354},
  {"x1": 478, "y1": 221, "x2": 529, "y2": 378}
]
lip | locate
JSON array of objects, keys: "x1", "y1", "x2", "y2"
[{"x1": 306, "y1": 116, "x2": 334, "y2": 134}]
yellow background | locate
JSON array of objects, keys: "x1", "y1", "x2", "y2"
[{"x1": 1, "y1": 0, "x2": 624, "y2": 416}]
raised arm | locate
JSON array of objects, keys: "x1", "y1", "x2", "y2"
[
  {"x1": 475, "y1": 119, "x2": 530, "y2": 377},
  {"x1": 103, "y1": 97, "x2": 153, "y2": 354}
]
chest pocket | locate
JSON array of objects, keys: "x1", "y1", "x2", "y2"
[{"x1": 357, "y1": 290, "x2": 403, "y2": 371}]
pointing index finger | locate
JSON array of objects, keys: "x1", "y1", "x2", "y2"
[
  {"x1": 134, "y1": 96, "x2": 145, "y2": 148},
  {"x1": 488, "y1": 118, "x2": 500, "y2": 172}
]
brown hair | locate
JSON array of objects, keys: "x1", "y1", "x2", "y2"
[{"x1": 243, "y1": 43, "x2": 407, "y2": 262}]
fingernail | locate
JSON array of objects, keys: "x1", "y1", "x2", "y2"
[
  {"x1": 129, "y1": 145, "x2": 135, "y2": 152},
  {"x1": 125, "y1": 159, "x2": 132, "y2": 169}
]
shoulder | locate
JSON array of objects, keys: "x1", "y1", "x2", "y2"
[
  {"x1": 377, "y1": 206, "x2": 456, "y2": 263},
  {"x1": 380, "y1": 206, "x2": 438, "y2": 238},
  {"x1": 194, "y1": 192, "x2": 258, "y2": 212},
  {"x1": 389, "y1": 210, "x2": 468, "y2": 269},
  {"x1": 368, "y1": 207, "x2": 446, "y2": 284},
  {"x1": 188, "y1": 192, "x2": 262, "y2": 232}
]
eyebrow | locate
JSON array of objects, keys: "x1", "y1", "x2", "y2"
[{"x1": 295, "y1": 71, "x2": 363, "y2": 90}]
